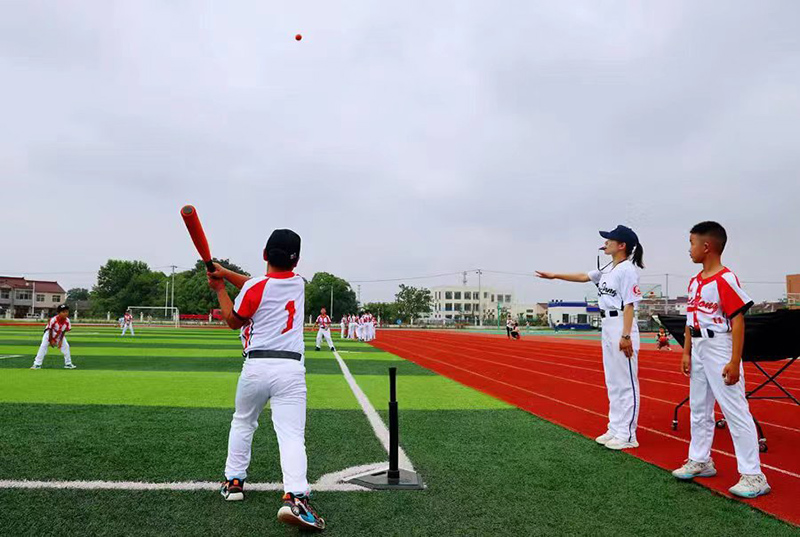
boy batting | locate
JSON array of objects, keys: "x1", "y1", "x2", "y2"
[{"x1": 207, "y1": 229, "x2": 326, "y2": 531}]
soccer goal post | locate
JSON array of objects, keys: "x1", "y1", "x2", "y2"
[{"x1": 126, "y1": 306, "x2": 180, "y2": 328}]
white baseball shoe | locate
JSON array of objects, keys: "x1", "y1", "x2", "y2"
[
  {"x1": 595, "y1": 431, "x2": 615, "y2": 445},
  {"x1": 64, "y1": 364, "x2": 77, "y2": 369},
  {"x1": 30, "y1": 364, "x2": 41, "y2": 370},
  {"x1": 604, "y1": 437, "x2": 639, "y2": 450},
  {"x1": 672, "y1": 459, "x2": 717, "y2": 480},
  {"x1": 729, "y1": 474, "x2": 770, "y2": 498}
]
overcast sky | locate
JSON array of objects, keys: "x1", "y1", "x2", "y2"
[{"x1": 2, "y1": 1, "x2": 798, "y2": 305}]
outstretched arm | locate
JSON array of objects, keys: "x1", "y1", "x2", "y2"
[
  {"x1": 535, "y1": 271, "x2": 591, "y2": 283},
  {"x1": 210, "y1": 262, "x2": 250, "y2": 290}
]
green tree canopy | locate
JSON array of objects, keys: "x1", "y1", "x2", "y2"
[
  {"x1": 91, "y1": 260, "x2": 167, "y2": 315},
  {"x1": 305, "y1": 272, "x2": 358, "y2": 321},
  {"x1": 363, "y1": 302, "x2": 401, "y2": 324},
  {"x1": 66, "y1": 288, "x2": 90, "y2": 302},
  {"x1": 395, "y1": 284, "x2": 432, "y2": 323}
]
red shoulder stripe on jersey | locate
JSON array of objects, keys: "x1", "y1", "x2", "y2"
[
  {"x1": 236, "y1": 279, "x2": 269, "y2": 319},
  {"x1": 717, "y1": 275, "x2": 752, "y2": 318}
]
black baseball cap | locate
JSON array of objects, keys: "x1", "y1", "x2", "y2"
[
  {"x1": 600, "y1": 225, "x2": 639, "y2": 248},
  {"x1": 264, "y1": 229, "x2": 301, "y2": 267},
  {"x1": 56, "y1": 304, "x2": 70, "y2": 313}
]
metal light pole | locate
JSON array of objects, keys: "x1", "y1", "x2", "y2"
[
  {"x1": 477, "y1": 269, "x2": 483, "y2": 327},
  {"x1": 330, "y1": 286, "x2": 334, "y2": 318}
]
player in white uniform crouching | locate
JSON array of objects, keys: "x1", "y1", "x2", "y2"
[
  {"x1": 537, "y1": 225, "x2": 645, "y2": 451},
  {"x1": 314, "y1": 308, "x2": 335, "y2": 352},
  {"x1": 207, "y1": 229, "x2": 325, "y2": 531},
  {"x1": 671, "y1": 221, "x2": 770, "y2": 498},
  {"x1": 31, "y1": 304, "x2": 76, "y2": 369}
]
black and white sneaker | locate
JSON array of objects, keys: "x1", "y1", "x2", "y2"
[
  {"x1": 330, "y1": 347, "x2": 335, "y2": 352},
  {"x1": 220, "y1": 478, "x2": 245, "y2": 501},
  {"x1": 64, "y1": 364, "x2": 77, "y2": 369},
  {"x1": 315, "y1": 347, "x2": 321, "y2": 351}
]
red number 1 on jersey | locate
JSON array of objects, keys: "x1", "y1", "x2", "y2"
[{"x1": 282, "y1": 300, "x2": 296, "y2": 334}]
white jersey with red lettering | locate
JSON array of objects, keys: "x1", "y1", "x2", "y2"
[
  {"x1": 45, "y1": 316, "x2": 71, "y2": 345},
  {"x1": 233, "y1": 271, "x2": 305, "y2": 359},
  {"x1": 123, "y1": 313, "x2": 133, "y2": 325},
  {"x1": 316, "y1": 315, "x2": 332, "y2": 330},
  {"x1": 686, "y1": 268, "x2": 753, "y2": 333}
]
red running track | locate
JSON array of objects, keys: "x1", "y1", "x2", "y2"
[{"x1": 371, "y1": 330, "x2": 800, "y2": 526}]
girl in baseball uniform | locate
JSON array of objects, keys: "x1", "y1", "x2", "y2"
[
  {"x1": 31, "y1": 304, "x2": 76, "y2": 369},
  {"x1": 207, "y1": 230, "x2": 325, "y2": 531},
  {"x1": 671, "y1": 221, "x2": 769, "y2": 498},
  {"x1": 537, "y1": 225, "x2": 644, "y2": 450}
]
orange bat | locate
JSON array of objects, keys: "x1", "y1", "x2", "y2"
[{"x1": 180, "y1": 205, "x2": 216, "y2": 272}]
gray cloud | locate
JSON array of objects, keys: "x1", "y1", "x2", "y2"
[{"x1": 1, "y1": 1, "x2": 798, "y2": 304}]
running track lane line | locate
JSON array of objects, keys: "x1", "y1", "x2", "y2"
[{"x1": 375, "y1": 339, "x2": 800, "y2": 480}]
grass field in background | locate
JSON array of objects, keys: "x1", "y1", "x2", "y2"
[{"x1": 0, "y1": 325, "x2": 795, "y2": 536}]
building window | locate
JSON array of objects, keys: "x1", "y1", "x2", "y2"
[
  {"x1": 454, "y1": 292, "x2": 461, "y2": 300},
  {"x1": 505, "y1": 295, "x2": 512, "y2": 303},
  {"x1": 36, "y1": 294, "x2": 45, "y2": 303},
  {"x1": 455, "y1": 304, "x2": 462, "y2": 311},
  {"x1": 577, "y1": 314, "x2": 588, "y2": 324},
  {"x1": 491, "y1": 295, "x2": 495, "y2": 302},
  {"x1": 445, "y1": 292, "x2": 452, "y2": 300},
  {"x1": 562, "y1": 314, "x2": 569, "y2": 323},
  {"x1": 445, "y1": 303, "x2": 453, "y2": 311},
  {"x1": 464, "y1": 292, "x2": 471, "y2": 300},
  {"x1": 474, "y1": 303, "x2": 480, "y2": 310},
  {"x1": 464, "y1": 303, "x2": 472, "y2": 311},
  {"x1": 52, "y1": 295, "x2": 61, "y2": 302},
  {"x1": 0, "y1": 290, "x2": 9, "y2": 300},
  {"x1": 484, "y1": 292, "x2": 488, "y2": 299},
  {"x1": 445, "y1": 314, "x2": 452, "y2": 319},
  {"x1": 497, "y1": 295, "x2": 504, "y2": 304},
  {"x1": 16, "y1": 290, "x2": 31, "y2": 300}
]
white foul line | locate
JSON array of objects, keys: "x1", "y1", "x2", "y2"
[
  {"x1": 0, "y1": 355, "x2": 22, "y2": 360},
  {"x1": 0, "y1": 463, "x2": 388, "y2": 492},
  {"x1": 332, "y1": 350, "x2": 416, "y2": 472}
]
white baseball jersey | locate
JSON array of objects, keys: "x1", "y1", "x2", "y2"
[
  {"x1": 45, "y1": 316, "x2": 71, "y2": 345},
  {"x1": 588, "y1": 260, "x2": 643, "y2": 312},
  {"x1": 124, "y1": 313, "x2": 132, "y2": 324},
  {"x1": 687, "y1": 268, "x2": 753, "y2": 333},
  {"x1": 233, "y1": 272, "x2": 305, "y2": 357},
  {"x1": 316, "y1": 315, "x2": 331, "y2": 329}
]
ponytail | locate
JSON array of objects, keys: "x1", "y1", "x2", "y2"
[{"x1": 628, "y1": 242, "x2": 645, "y2": 269}]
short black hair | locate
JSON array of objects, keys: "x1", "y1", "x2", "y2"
[
  {"x1": 56, "y1": 304, "x2": 70, "y2": 313},
  {"x1": 690, "y1": 221, "x2": 727, "y2": 253}
]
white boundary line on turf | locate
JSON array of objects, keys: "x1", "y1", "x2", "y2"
[
  {"x1": 0, "y1": 355, "x2": 22, "y2": 360},
  {"x1": 332, "y1": 350, "x2": 416, "y2": 472},
  {"x1": 0, "y1": 463, "x2": 387, "y2": 492}
]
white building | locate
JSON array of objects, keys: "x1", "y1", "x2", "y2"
[
  {"x1": 547, "y1": 300, "x2": 601, "y2": 329},
  {"x1": 429, "y1": 285, "x2": 513, "y2": 324},
  {"x1": 509, "y1": 303, "x2": 548, "y2": 322}
]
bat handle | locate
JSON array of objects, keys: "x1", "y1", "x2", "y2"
[{"x1": 205, "y1": 260, "x2": 216, "y2": 273}]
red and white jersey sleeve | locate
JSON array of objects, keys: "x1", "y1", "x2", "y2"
[
  {"x1": 46, "y1": 316, "x2": 70, "y2": 343},
  {"x1": 316, "y1": 315, "x2": 331, "y2": 329},
  {"x1": 233, "y1": 272, "x2": 305, "y2": 356},
  {"x1": 124, "y1": 313, "x2": 132, "y2": 324},
  {"x1": 687, "y1": 268, "x2": 753, "y2": 333}
]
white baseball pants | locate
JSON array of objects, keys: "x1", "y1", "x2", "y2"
[
  {"x1": 341, "y1": 323, "x2": 346, "y2": 339},
  {"x1": 316, "y1": 328, "x2": 333, "y2": 349},
  {"x1": 224, "y1": 359, "x2": 310, "y2": 494},
  {"x1": 121, "y1": 323, "x2": 135, "y2": 336},
  {"x1": 688, "y1": 333, "x2": 761, "y2": 475},
  {"x1": 33, "y1": 332, "x2": 73, "y2": 367},
  {"x1": 348, "y1": 323, "x2": 357, "y2": 339},
  {"x1": 601, "y1": 316, "x2": 640, "y2": 443}
]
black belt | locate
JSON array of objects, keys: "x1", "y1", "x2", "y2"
[
  {"x1": 600, "y1": 310, "x2": 620, "y2": 318},
  {"x1": 246, "y1": 350, "x2": 302, "y2": 361},
  {"x1": 690, "y1": 328, "x2": 715, "y2": 339}
]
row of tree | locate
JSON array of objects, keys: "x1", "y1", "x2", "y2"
[{"x1": 66, "y1": 260, "x2": 433, "y2": 323}]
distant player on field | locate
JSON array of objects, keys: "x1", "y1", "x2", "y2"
[
  {"x1": 207, "y1": 229, "x2": 325, "y2": 531},
  {"x1": 314, "y1": 307, "x2": 335, "y2": 352},
  {"x1": 30, "y1": 304, "x2": 76, "y2": 369},
  {"x1": 121, "y1": 310, "x2": 135, "y2": 336},
  {"x1": 656, "y1": 328, "x2": 671, "y2": 351},
  {"x1": 340, "y1": 314, "x2": 348, "y2": 339}
]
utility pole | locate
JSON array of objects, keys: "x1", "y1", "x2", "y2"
[
  {"x1": 165, "y1": 279, "x2": 170, "y2": 316},
  {"x1": 358, "y1": 284, "x2": 361, "y2": 306},
  {"x1": 330, "y1": 287, "x2": 334, "y2": 318},
  {"x1": 476, "y1": 269, "x2": 483, "y2": 327},
  {"x1": 170, "y1": 265, "x2": 177, "y2": 318}
]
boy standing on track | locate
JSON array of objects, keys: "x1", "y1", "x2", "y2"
[
  {"x1": 121, "y1": 310, "x2": 135, "y2": 336},
  {"x1": 207, "y1": 229, "x2": 326, "y2": 531},
  {"x1": 671, "y1": 221, "x2": 770, "y2": 498},
  {"x1": 30, "y1": 304, "x2": 76, "y2": 369},
  {"x1": 314, "y1": 307, "x2": 335, "y2": 352}
]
